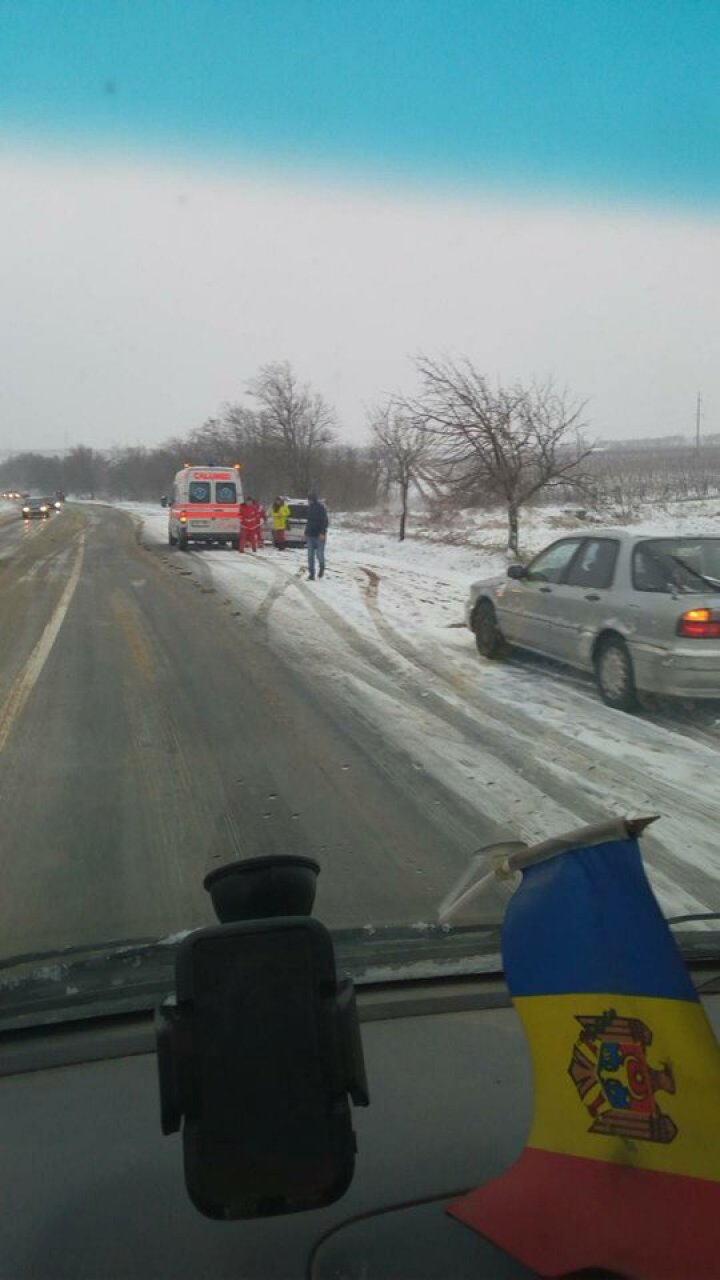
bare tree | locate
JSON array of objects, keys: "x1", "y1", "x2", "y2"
[
  {"x1": 404, "y1": 355, "x2": 590, "y2": 555},
  {"x1": 370, "y1": 403, "x2": 435, "y2": 540},
  {"x1": 246, "y1": 361, "x2": 336, "y2": 495}
]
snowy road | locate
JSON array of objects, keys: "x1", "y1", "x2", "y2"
[
  {"x1": 125, "y1": 499, "x2": 720, "y2": 921},
  {"x1": 0, "y1": 497, "x2": 717, "y2": 959},
  {"x1": 0, "y1": 502, "x2": 506, "y2": 955}
]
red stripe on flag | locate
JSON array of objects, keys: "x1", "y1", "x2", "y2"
[{"x1": 448, "y1": 1147, "x2": 720, "y2": 1279}]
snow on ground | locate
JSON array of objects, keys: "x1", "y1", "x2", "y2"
[{"x1": 115, "y1": 498, "x2": 720, "y2": 920}]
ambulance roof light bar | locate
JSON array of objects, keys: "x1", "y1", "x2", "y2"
[{"x1": 181, "y1": 462, "x2": 242, "y2": 470}]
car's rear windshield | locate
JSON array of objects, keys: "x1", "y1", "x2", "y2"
[
  {"x1": 288, "y1": 502, "x2": 308, "y2": 518},
  {"x1": 633, "y1": 538, "x2": 720, "y2": 593},
  {"x1": 188, "y1": 481, "x2": 211, "y2": 503}
]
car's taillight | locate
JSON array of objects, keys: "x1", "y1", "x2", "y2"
[
  {"x1": 677, "y1": 608, "x2": 720, "y2": 638},
  {"x1": 179, "y1": 514, "x2": 188, "y2": 523}
]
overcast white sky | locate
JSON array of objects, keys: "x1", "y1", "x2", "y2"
[{"x1": 1, "y1": 144, "x2": 718, "y2": 454}]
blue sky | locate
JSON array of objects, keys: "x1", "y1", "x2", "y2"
[{"x1": 2, "y1": 0, "x2": 720, "y2": 204}]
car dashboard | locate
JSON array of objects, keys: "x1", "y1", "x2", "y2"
[{"x1": 1, "y1": 969, "x2": 718, "y2": 1280}]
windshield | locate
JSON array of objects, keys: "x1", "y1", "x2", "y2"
[{"x1": 1, "y1": 1, "x2": 719, "y2": 1017}]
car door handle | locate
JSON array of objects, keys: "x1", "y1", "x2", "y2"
[
  {"x1": 584, "y1": 593, "x2": 601, "y2": 601},
  {"x1": 538, "y1": 586, "x2": 552, "y2": 593}
]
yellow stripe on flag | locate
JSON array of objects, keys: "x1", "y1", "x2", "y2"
[{"x1": 515, "y1": 992, "x2": 720, "y2": 1183}]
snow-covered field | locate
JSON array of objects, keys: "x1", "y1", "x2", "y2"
[{"x1": 118, "y1": 498, "x2": 720, "y2": 920}]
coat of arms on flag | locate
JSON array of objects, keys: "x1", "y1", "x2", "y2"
[{"x1": 569, "y1": 1008, "x2": 678, "y2": 1143}]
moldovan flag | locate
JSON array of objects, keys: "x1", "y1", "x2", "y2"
[{"x1": 448, "y1": 828, "x2": 720, "y2": 1279}]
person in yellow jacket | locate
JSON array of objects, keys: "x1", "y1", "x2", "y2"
[{"x1": 270, "y1": 496, "x2": 291, "y2": 550}]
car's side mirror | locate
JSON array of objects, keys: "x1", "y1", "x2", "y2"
[{"x1": 507, "y1": 564, "x2": 528, "y2": 580}]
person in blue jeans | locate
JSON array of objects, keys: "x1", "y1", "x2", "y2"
[{"x1": 305, "y1": 492, "x2": 328, "y2": 580}]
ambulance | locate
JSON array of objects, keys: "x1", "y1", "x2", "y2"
[{"x1": 168, "y1": 464, "x2": 243, "y2": 550}]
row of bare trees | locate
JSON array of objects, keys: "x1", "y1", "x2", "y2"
[
  {"x1": 1, "y1": 362, "x2": 380, "y2": 512},
  {"x1": 10, "y1": 354, "x2": 711, "y2": 554},
  {"x1": 0, "y1": 355, "x2": 592, "y2": 552}
]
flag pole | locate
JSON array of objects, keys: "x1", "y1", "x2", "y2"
[
  {"x1": 439, "y1": 815, "x2": 658, "y2": 924},
  {"x1": 494, "y1": 814, "x2": 658, "y2": 877}
]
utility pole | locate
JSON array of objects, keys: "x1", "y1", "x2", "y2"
[{"x1": 696, "y1": 392, "x2": 702, "y2": 455}]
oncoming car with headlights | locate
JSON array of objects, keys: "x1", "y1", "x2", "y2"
[
  {"x1": 466, "y1": 530, "x2": 720, "y2": 710},
  {"x1": 20, "y1": 497, "x2": 51, "y2": 520}
]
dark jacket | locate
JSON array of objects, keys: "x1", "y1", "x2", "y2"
[{"x1": 305, "y1": 500, "x2": 328, "y2": 538}]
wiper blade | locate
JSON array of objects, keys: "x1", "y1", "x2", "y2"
[
  {"x1": 669, "y1": 555, "x2": 720, "y2": 591},
  {"x1": 667, "y1": 912, "x2": 720, "y2": 926},
  {"x1": 0, "y1": 937, "x2": 185, "y2": 1030},
  {"x1": 0, "y1": 936, "x2": 162, "y2": 975},
  {"x1": 0, "y1": 923, "x2": 506, "y2": 1033},
  {"x1": 333, "y1": 922, "x2": 502, "y2": 977}
]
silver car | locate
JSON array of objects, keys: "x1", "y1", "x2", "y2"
[{"x1": 465, "y1": 530, "x2": 720, "y2": 710}]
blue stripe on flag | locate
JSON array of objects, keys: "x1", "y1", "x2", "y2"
[{"x1": 502, "y1": 838, "x2": 697, "y2": 1001}]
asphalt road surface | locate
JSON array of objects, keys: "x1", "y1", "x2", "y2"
[{"x1": 0, "y1": 504, "x2": 504, "y2": 956}]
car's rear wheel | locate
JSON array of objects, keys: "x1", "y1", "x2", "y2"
[
  {"x1": 594, "y1": 636, "x2": 637, "y2": 712},
  {"x1": 178, "y1": 530, "x2": 189, "y2": 551},
  {"x1": 472, "y1": 600, "x2": 509, "y2": 660}
]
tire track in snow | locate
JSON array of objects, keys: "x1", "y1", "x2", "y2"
[{"x1": 354, "y1": 566, "x2": 720, "y2": 912}]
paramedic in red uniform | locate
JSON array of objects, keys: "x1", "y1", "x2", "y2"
[
  {"x1": 238, "y1": 499, "x2": 257, "y2": 553},
  {"x1": 254, "y1": 501, "x2": 266, "y2": 548}
]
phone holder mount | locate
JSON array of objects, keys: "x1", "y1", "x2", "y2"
[{"x1": 156, "y1": 855, "x2": 369, "y2": 1220}]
